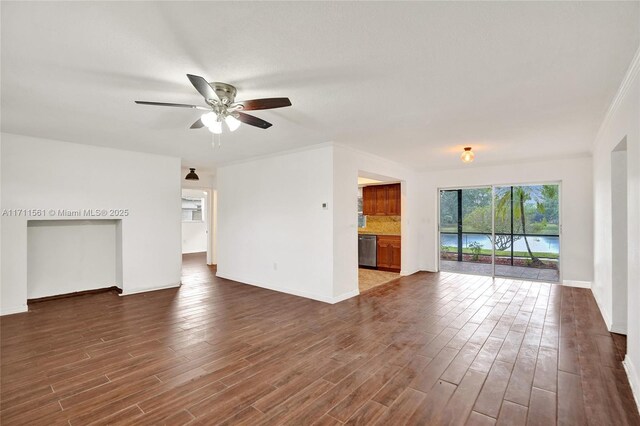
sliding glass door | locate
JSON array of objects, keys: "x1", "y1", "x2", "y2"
[
  {"x1": 439, "y1": 183, "x2": 560, "y2": 282},
  {"x1": 493, "y1": 184, "x2": 560, "y2": 281},
  {"x1": 439, "y1": 187, "x2": 493, "y2": 276}
]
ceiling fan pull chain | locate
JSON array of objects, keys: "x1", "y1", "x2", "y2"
[{"x1": 211, "y1": 133, "x2": 222, "y2": 149}]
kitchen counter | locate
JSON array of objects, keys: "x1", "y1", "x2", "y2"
[{"x1": 358, "y1": 230, "x2": 401, "y2": 236}]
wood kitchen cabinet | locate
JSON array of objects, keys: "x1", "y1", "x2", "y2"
[
  {"x1": 374, "y1": 186, "x2": 387, "y2": 215},
  {"x1": 386, "y1": 184, "x2": 401, "y2": 215},
  {"x1": 362, "y1": 186, "x2": 377, "y2": 216},
  {"x1": 362, "y1": 183, "x2": 401, "y2": 216},
  {"x1": 377, "y1": 235, "x2": 401, "y2": 272}
]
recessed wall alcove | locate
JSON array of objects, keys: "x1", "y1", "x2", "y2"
[{"x1": 27, "y1": 219, "x2": 123, "y2": 300}]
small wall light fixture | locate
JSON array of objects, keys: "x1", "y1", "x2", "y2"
[
  {"x1": 460, "y1": 147, "x2": 475, "y2": 163},
  {"x1": 185, "y1": 168, "x2": 199, "y2": 181}
]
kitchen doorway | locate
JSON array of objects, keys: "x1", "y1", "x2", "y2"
[
  {"x1": 357, "y1": 173, "x2": 402, "y2": 292},
  {"x1": 439, "y1": 183, "x2": 561, "y2": 282}
]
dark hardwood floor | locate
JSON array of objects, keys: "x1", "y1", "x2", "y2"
[{"x1": 1, "y1": 252, "x2": 639, "y2": 425}]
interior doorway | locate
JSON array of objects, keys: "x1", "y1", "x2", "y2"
[
  {"x1": 439, "y1": 183, "x2": 561, "y2": 282},
  {"x1": 357, "y1": 172, "x2": 403, "y2": 292},
  {"x1": 181, "y1": 188, "x2": 213, "y2": 265},
  {"x1": 611, "y1": 137, "x2": 628, "y2": 335}
]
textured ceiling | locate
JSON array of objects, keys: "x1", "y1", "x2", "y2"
[{"x1": 2, "y1": 2, "x2": 638, "y2": 172}]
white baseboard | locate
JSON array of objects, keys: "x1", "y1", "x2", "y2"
[
  {"x1": 562, "y1": 280, "x2": 592, "y2": 288},
  {"x1": 119, "y1": 282, "x2": 181, "y2": 296},
  {"x1": 0, "y1": 305, "x2": 28, "y2": 316},
  {"x1": 591, "y1": 286, "x2": 613, "y2": 330},
  {"x1": 623, "y1": 356, "x2": 640, "y2": 414},
  {"x1": 332, "y1": 289, "x2": 360, "y2": 303},
  {"x1": 400, "y1": 268, "x2": 420, "y2": 277},
  {"x1": 216, "y1": 271, "x2": 355, "y2": 304},
  {"x1": 610, "y1": 323, "x2": 628, "y2": 334}
]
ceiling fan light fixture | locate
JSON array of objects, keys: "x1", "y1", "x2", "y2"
[
  {"x1": 207, "y1": 121, "x2": 223, "y2": 134},
  {"x1": 200, "y1": 111, "x2": 217, "y2": 128},
  {"x1": 461, "y1": 147, "x2": 475, "y2": 163},
  {"x1": 225, "y1": 115, "x2": 241, "y2": 132},
  {"x1": 201, "y1": 112, "x2": 222, "y2": 134},
  {"x1": 185, "y1": 168, "x2": 199, "y2": 181},
  {"x1": 135, "y1": 74, "x2": 291, "y2": 133}
]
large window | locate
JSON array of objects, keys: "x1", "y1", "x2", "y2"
[
  {"x1": 182, "y1": 197, "x2": 203, "y2": 222},
  {"x1": 439, "y1": 184, "x2": 560, "y2": 281}
]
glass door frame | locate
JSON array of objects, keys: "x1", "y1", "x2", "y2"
[
  {"x1": 437, "y1": 180, "x2": 562, "y2": 283},
  {"x1": 438, "y1": 185, "x2": 494, "y2": 277}
]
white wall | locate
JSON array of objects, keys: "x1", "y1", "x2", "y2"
[
  {"x1": 1, "y1": 133, "x2": 182, "y2": 314},
  {"x1": 216, "y1": 144, "x2": 335, "y2": 302},
  {"x1": 181, "y1": 189, "x2": 207, "y2": 254},
  {"x1": 332, "y1": 144, "x2": 421, "y2": 298},
  {"x1": 592, "y1": 48, "x2": 640, "y2": 405},
  {"x1": 182, "y1": 222, "x2": 207, "y2": 254},
  {"x1": 419, "y1": 156, "x2": 594, "y2": 285},
  {"x1": 27, "y1": 220, "x2": 118, "y2": 299},
  {"x1": 216, "y1": 143, "x2": 422, "y2": 302},
  {"x1": 611, "y1": 147, "x2": 628, "y2": 333},
  {"x1": 211, "y1": 190, "x2": 218, "y2": 265}
]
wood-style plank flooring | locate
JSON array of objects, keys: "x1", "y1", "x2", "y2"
[{"x1": 1, "y1": 253, "x2": 639, "y2": 425}]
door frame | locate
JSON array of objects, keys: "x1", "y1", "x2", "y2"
[
  {"x1": 436, "y1": 180, "x2": 563, "y2": 283},
  {"x1": 181, "y1": 187, "x2": 216, "y2": 265}
]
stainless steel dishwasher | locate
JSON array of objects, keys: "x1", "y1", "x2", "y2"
[{"x1": 358, "y1": 235, "x2": 377, "y2": 268}]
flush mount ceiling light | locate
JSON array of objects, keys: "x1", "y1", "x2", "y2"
[
  {"x1": 135, "y1": 74, "x2": 292, "y2": 134},
  {"x1": 185, "y1": 168, "x2": 199, "y2": 181},
  {"x1": 460, "y1": 147, "x2": 475, "y2": 163}
]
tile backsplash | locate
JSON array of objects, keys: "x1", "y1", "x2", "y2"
[{"x1": 359, "y1": 215, "x2": 401, "y2": 235}]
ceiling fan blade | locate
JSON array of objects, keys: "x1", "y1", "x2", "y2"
[
  {"x1": 135, "y1": 101, "x2": 209, "y2": 111},
  {"x1": 237, "y1": 97, "x2": 292, "y2": 111},
  {"x1": 237, "y1": 112, "x2": 272, "y2": 129},
  {"x1": 190, "y1": 118, "x2": 205, "y2": 129},
  {"x1": 186, "y1": 74, "x2": 219, "y2": 102}
]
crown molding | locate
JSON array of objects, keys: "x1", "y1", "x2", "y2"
[
  {"x1": 331, "y1": 142, "x2": 419, "y2": 173},
  {"x1": 418, "y1": 151, "x2": 592, "y2": 173},
  {"x1": 593, "y1": 45, "x2": 640, "y2": 148},
  {"x1": 216, "y1": 141, "x2": 335, "y2": 169}
]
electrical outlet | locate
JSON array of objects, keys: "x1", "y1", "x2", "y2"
[{"x1": 273, "y1": 262, "x2": 278, "y2": 271}]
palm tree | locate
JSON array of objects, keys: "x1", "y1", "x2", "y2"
[{"x1": 495, "y1": 185, "x2": 557, "y2": 266}]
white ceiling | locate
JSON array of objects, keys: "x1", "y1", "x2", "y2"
[{"x1": 2, "y1": 2, "x2": 638, "y2": 172}]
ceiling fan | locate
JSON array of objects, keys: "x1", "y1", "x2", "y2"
[{"x1": 135, "y1": 74, "x2": 291, "y2": 133}]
